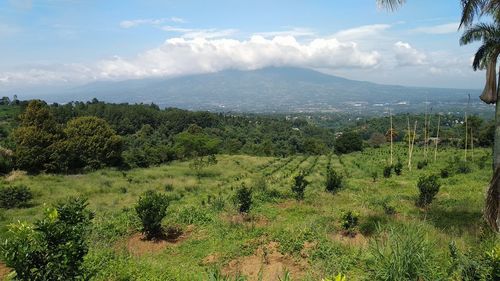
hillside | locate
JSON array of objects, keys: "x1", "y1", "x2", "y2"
[{"x1": 23, "y1": 67, "x2": 486, "y2": 114}]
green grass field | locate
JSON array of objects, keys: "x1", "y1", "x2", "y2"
[{"x1": 0, "y1": 144, "x2": 498, "y2": 280}]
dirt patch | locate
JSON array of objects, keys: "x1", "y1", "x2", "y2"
[
  {"x1": 329, "y1": 232, "x2": 368, "y2": 248},
  {"x1": 200, "y1": 252, "x2": 220, "y2": 266},
  {"x1": 0, "y1": 263, "x2": 11, "y2": 280},
  {"x1": 121, "y1": 225, "x2": 193, "y2": 256},
  {"x1": 223, "y1": 242, "x2": 307, "y2": 281},
  {"x1": 5, "y1": 170, "x2": 26, "y2": 182}
]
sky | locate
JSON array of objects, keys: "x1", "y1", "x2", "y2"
[{"x1": 0, "y1": 0, "x2": 488, "y2": 92}]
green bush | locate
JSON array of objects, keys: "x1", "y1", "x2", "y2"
[
  {"x1": 235, "y1": 183, "x2": 252, "y2": 213},
  {"x1": 0, "y1": 185, "x2": 33, "y2": 209},
  {"x1": 325, "y1": 168, "x2": 343, "y2": 193},
  {"x1": 135, "y1": 190, "x2": 169, "y2": 239},
  {"x1": 440, "y1": 168, "x2": 450, "y2": 178},
  {"x1": 291, "y1": 171, "x2": 309, "y2": 200},
  {"x1": 394, "y1": 161, "x2": 403, "y2": 176},
  {"x1": 368, "y1": 224, "x2": 442, "y2": 281},
  {"x1": 417, "y1": 160, "x2": 428, "y2": 170},
  {"x1": 416, "y1": 175, "x2": 440, "y2": 207},
  {"x1": 340, "y1": 210, "x2": 359, "y2": 236},
  {"x1": 371, "y1": 170, "x2": 378, "y2": 182},
  {"x1": 456, "y1": 161, "x2": 472, "y2": 174},
  {"x1": 383, "y1": 166, "x2": 392, "y2": 178},
  {"x1": 0, "y1": 197, "x2": 93, "y2": 281}
]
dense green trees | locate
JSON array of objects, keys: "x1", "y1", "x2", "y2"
[
  {"x1": 334, "y1": 131, "x2": 363, "y2": 154},
  {"x1": 64, "y1": 116, "x2": 123, "y2": 170},
  {"x1": 12, "y1": 101, "x2": 123, "y2": 173}
]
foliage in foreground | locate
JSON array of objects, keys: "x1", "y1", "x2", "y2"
[
  {"x1": 368, "y1": 224, "x2": 442, "y2": 281},
  {"x1": 0, "y1": 197, "x2": 93, "y2": 281}
]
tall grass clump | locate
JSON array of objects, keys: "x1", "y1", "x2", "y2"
[{"x1": 368, "y1": 224, "x2": 442, "y2": 281}]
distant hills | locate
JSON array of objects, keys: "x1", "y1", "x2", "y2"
[{"x1": 18, "y1": 67, "x2": 487, "y2": 113}]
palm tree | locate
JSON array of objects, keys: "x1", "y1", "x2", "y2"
[
  {"x1": 461, "y1": 22, "x2": 500, "y2": 231},
  {"x1": 378, "y1": 0, "x2": 500, "y2": 231}
]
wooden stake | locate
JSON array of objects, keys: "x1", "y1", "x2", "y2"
[
  {"x1": 471, "y1": 127, "x2": 474, "y2": 161},
  {"x1": 407, "y1": 115, "x2": 411, "y2": 170},
  {"x1": 464, "y1": 94, "x2": 470, "y2": 161},
  {"x1": 409, "y1": 121, "x2": 418, "y2": 171},
  {"x1": 434, "y1": 114, "x2": 440, "y2": 162},
  {"x1": 390, "y1": 109, "x2": 393, "y2": 166}
]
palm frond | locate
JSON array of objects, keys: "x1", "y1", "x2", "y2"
[
  {"x1": 460, "y1": 0, "x2": 486, "y2": 28},
  {"x1": 460, "y1": 22, "x2": 500, "y2": 45},
  {"x1": 377, "y1": 0, "x2": 406, "y2": 11}
]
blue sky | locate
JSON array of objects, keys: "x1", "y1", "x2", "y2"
[{"x1": 0, "y1": 0, "x2": 487, "y2": 91}]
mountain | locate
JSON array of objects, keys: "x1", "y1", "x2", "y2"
[{"x1": 23, "y1": 67, "x2": 486, "y2": 113}]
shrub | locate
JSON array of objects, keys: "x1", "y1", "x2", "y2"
[
  {"x1": 325, "y1": 168, "x2": 343, "y2": 193},
  {"x1": 416, "y1": 175, "x2": 440, "y2": 207},
  {"x1": 440, "y1": 168, "x2": 450, "y2": 178},
  {"x1": 340, "y1": 210, "x2": 359, "y2": 236},
  {"x1": 0, "y1": 197, "x2": 93, "y2": 281},
  {"x1": 456, "y1": 161, "x2": 472, "y2": 174},
  {"x1": 417, "y1": 160, "x2": 428, "y2": 170},
  {"x1": 164, "y1": 183, "x2": 174, "y2": 192},
  {"x1": 394, "y1": 161, "x2": 403, "y2": 176},
  {"x1": 383, "y1": 166, "x2": 392, "y2": 178},
  {"x1": 291, "y1": 171, "x2": 309, "y2": 200},
  {"x1": 135, "y1": 190, "x2": 170, "y2": 239},
  {"x1": 235, "y1": 183, "x2": 252, "y2": 213},
  {"x1": 382, "y1": 201, "x2": 396, "y2": 215},
  {"x1": 0, "y1": 185, "x2": 33, "y2": 209},
  {"x1": 368, "y1": 224, "x2": 442, "y2": 280}
]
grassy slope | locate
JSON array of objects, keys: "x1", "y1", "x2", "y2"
[{"x1": 0, "y1": 145, "x2": 497, "y2": 280}]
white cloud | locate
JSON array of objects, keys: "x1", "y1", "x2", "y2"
[
  {"x1": 254, "y1": 27, "x2": 316, "y2": 38},
  {"x1": 120, "y1": 17, "x2": 186, "y2": 28},
  {"x1": 96, "y1": 36, "x2": 381, "y2": 79},
  {"x1": 412, "y1": 22, "x2": 459, "y2": 34},
  {"x1": 393, "y1": 41, "x2": 427, "y2": 66},
  {"x1": 161, "y1": 26, "x2": 238, "y2": 39},
  {"x1": 0, "y1": 35, "x2": 382, "y2": 86},
  {"x1": 333, "y1": 24, "x2": 391, "y2": 41}
]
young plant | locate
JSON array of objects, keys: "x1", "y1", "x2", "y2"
[
  {"x1": 383, "y1": 166, "x2": 392, "y2": 178},
  {"x1": 325, "y1": 168, "x2": 343, "y2": 193},
  {"x1": 417, "y1": 160, "x2": 428, "y2": 170},
  {"x1": 371, "y1": 170, "x2": 378, "y2": 182},
  {"x1": 440, "y1": 167, "x2": 450, "y2": 178},
  {"x1": 340, "y1": 210, "x2": 359, "y2": 236},
  {"x1": 291, "y1": 171, "x2": 309, "y2": 200},
  {"x1": 135, "y1": 190, "x2": 170, "y2": 239},
  {"x1": 0, "y1": 184, "x2": 33, "y2": 209},
  {"x1": 235, "y1": 183, "x2": 252, "y2": 213},
  {"x1": 394, "y1": 160, "x2": 403, "y2": 176},
  {"x1": 0, "y1": 197, "x2": 93, "y2": 281},
  {"x1": 416, "y1": 175, "x2": 440, "y2": 207}
]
